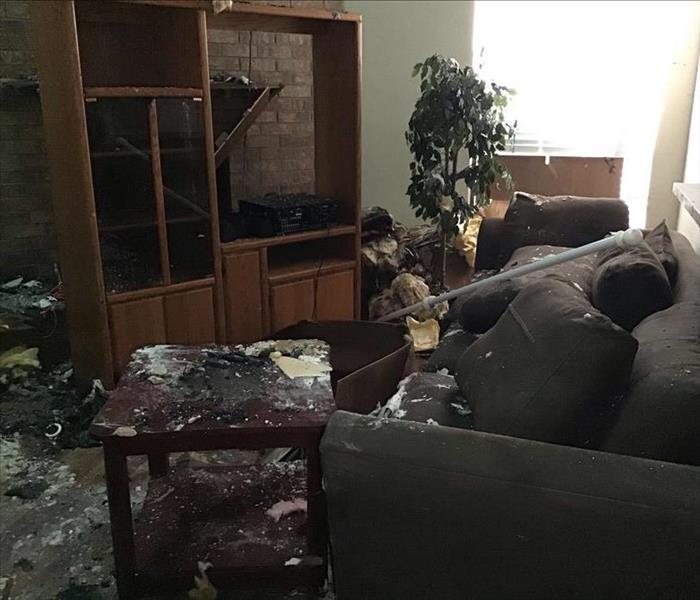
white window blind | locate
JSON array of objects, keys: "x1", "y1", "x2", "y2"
[{"x1": 473, "y1": 1, "x2": 689, "y2": 158}]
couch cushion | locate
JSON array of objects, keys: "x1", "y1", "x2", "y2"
[
  {"x1": 376, "y1": 371, "x2": 473, "y2": 429},
  {"x1": 505, "y1": 192, "x2": 630, "y2": 247},
  {"x1": 451, "y1": 277, "x2": 522, "y2": 334},
  {"x1": 449, "y1": 245, "x2": 596, "y2": 334},
  {"x1": 602, "y1": 302, "x2": 700, "y2": 465},
  {"x1": 503, "y1": 245, "x2": 597, "y2": 297},
  {"x1": 592, "y1": 240, "x2": 673, "y2": 331},
  {"x1": 424, "y1": 324, "x2": 478, "y2": 374},
  {"x1": 644, "y1": 220, "x2": 678, "y2": 285},
  {"x1": 455, "y1": 278, "x2": 638, "y2": 446}
]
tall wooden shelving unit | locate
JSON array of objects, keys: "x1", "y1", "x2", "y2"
[{"x1": 31, "y1": 0, "x2": 362, "y2": 389}]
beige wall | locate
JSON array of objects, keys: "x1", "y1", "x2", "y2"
[
  {"x1": 646, "y1": 1, "x2": 700, "y2": 228},
  {"x1": 345, "y1": 0, "x2": 474, "y2": 225}
]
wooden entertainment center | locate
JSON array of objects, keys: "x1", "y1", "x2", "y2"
[{"x1": 31, "y1": 0, "x2": 361, "y2": 389}]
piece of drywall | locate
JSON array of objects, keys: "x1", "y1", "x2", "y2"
[
  {"x1": 645, "y1": 1, "x2": 700, "y2": 228},
  {"x1": 345, "y1": 0, "x2": 473, "y2": 225}
]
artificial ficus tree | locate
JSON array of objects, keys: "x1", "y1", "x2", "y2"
[{"x1": 406, "y1": 54, "x2": 516, "y2": 286}]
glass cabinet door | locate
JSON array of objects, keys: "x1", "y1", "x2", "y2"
[
  {"x1": 85, "y1": 97, "x2": 213, "y2": 294},
  {"x1": 86, "y1": 98, "x2": 163, "y2": 294},
  {"x1": 157, "y1": 98, "x2": 214, "y2": 284}
]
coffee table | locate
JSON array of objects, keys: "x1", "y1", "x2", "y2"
[{"x1": 90, "y1": 341, "x2": 335, "y2": 598}]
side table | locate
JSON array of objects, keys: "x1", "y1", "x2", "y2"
[{"x1": 90, "y1": 341, "x2": 335, "y2": 598}]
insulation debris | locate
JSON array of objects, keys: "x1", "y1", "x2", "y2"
[
  {"x1": 265, "y1": 498, "x2": 308, "y2": 522},
  {"x1": 188, "y1": 561, "x2": 217, "y2": 600},
  {"x1": 272, "y1": 355, "x2": 332, "y2": 379},
  {"x1": 406, "y1": 317, "x2": 440, "y2": 352}
]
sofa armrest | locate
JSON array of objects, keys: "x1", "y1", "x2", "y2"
[{"x1": 321, "y1": 411, "x2": 700, "y2": 600}]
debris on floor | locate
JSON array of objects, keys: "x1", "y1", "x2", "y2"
[
  {"x1": 0, "y1": 436, "x2": 148, "y2": 599},
  {"x1": 361, "y1": 207, "x2": 451, "y2": 320}
]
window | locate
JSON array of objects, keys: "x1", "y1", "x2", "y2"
[
  {"x1": 473, "y1": 1, "x2": 690, "y2": 157},
  {"x1": 473, "y1": 1, "x2": 699, "y2": 226}
]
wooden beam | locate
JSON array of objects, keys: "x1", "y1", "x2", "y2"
[
  {"x1": 197, "y1": 11, "x2": 227, "y2": 343},
  {"x1": 118, "y1": 0, "x2": 362, "y2": 24},
  {"x1": 214, "y1": 86, "x2": 280, "y2": 168},
  {"x1": 148, "y1": 99, "x2": 172, "y2": 286},
  {"x1": 84, "y1": 86, "x2": 203, "y2": 98},
  {"x1": 30, "y1": 0, "x2": 115, "y2": 390}
]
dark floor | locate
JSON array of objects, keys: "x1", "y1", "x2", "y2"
[{"x1": 0, "y1": 437, "x2": 333, "y2": 600}]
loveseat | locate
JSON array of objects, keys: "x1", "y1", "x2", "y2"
[{"x1": 320, "y1": 193, "x2": 700, "y2": 599}]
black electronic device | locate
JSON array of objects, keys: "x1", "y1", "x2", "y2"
[{"x1": 238, "y1": 193, "x2": 338, "y2": 237}]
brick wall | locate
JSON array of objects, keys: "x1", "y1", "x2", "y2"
[
  {"x1": 208, "y1": 28, "x2": 316, "y2": 201},
  {"x1": 0, "y1": 0, "x2": 56, "y2": 280},
  {"x1": 0, "y1": 0, "x2": 344, "y2": 280}
]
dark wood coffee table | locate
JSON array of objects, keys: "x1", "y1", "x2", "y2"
[{"x1": 90, "y1": 342, "x2": 335, "y2": 598}]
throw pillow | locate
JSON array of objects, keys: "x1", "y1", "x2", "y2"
[
  {"x1": 644, "y1": 220, "x2": 678, "y2": 286},
  {"x1": 455, "y1": 278, "x2": 638, "y2": 446},
  {"x1": 602, "y1": 302, "x2": 700, "y2": 465},
  {"x1": 592, "y1": 240, "x2": 673, "y2": 331}
]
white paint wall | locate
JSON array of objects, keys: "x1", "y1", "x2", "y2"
[
  {"x1": 345, "y1": 0, "x2": 474, "y2": 225},
  {"x1": 645, "y1": 1, "x2": 700, "y2": 228}
]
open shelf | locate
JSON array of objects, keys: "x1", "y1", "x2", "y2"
[
  {"x1": 221, "y1": 224, "x2": 357, "y2": 252},
  {"x1": 133, "y1": 461, "x2": 321, "y2": 592},
  {"x1": 268, "y1": 256, "x2": 356, "y2": 285}
]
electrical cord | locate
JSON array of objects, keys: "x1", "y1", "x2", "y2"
[{"x1": 311, "y1": 220, "x2": 333, "y2": 321}]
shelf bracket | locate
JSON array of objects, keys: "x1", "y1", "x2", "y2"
[{"x1": 214, "y1": 85, "x2": 282, "y2": 168}]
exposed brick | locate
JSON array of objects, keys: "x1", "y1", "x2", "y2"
[
  {"x1": 245, "y1": 135, "x2": 279, "y2": 148},
  {"x1": 280, "y1": 85, "x2": 312, "y2": 98}
]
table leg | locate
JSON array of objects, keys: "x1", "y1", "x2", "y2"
[
  {"x1": 103, "y1": 444, "x2": 137, "y2": 599},
  {"x1": 147, "y1": 453, "x2": 169, "y2": 478},
  {"x1": 306, "y1": 443, "x2": 328, "y2": 578}
]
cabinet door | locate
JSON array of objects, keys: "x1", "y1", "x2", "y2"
[
  {"x1": 86, "y1": 98, "x2": 164, "y2": 294},
  {"x1": 316, "y1": 269, "x2": 355, "y2": 320},
  {"x1": 271, "y1": 278, "x2": 315, "y2": 333},
  {"x1": 164, "y1": 287, "x2": 215, "y2": 344},
  {"x1": 157, "y1": 98, "x2": 214, "y2": 284},
  {"x1": 224, "y1": 251, "x2": 264, "y2": 343},
  {"x1": 109, "y1": 297, "x2": 166, "y2": 373}
]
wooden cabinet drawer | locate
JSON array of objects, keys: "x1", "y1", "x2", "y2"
[
  {"x1": 164, "y1": 287, "x2": 216, "y2": 345},
  {"x1": 223, "y1": 251, "x2": 264, "y2": 343},
  {"x1": 316, "y1": 269, "x2": 354, "y2": 320},
  {"x1": 270, "y1": 268, "x2": 355, "y2": 333},
  {"x1": 109, "y1": 297, "x2": 167, "y2": 373},
  {"x1": 270, "y1": 278, "x2": 315, "y2": 332}
]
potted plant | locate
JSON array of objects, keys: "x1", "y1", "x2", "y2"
[{"x1": 406, "y1": 54, "x2": 516, "y2": 287}]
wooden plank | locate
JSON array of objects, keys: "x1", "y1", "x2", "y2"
[
  {"x1": 118, "y1": 0, "x2": 362, "y2": 23},
  {"x1": 214, "y1": 87, "x2": 279, "y2": 168},
  {"x1": 220, "y1": 224, "x2": 357, "y2": 252},
  {"x1": 109, "y1": 296, "x2": 166, "y2": 373},
  {"x1": 491, "y1": 156, "x2": 624, "y2": 201},
  {"x1": 108, "y1": 277, "x2": 215, "y2": 304},
  {"x1": 148, "y1": 99, "x2": 172, "y2": 286},
  {"x1": 316, "y1": 269, "x2": 354, "y2": 321},
  {"x1": 84, "y1": 86, "x2": 203, "y2": 98},
  {"x1": 270, "y1": 278, "x2": 315, "y2": 333},
  {"x1": 259, "y1": 248, "x2": 271, "y2": 337},
  {"x1": 30, "y1": 1, "x2": 115, "y2": 390},
  {"x1": 197, "y1": 11, "x2": 227, "y2": 344},
  {"x1": 223, "y1": 251, "x2": 264, "y2": 344},
  {"x1": 164, "y1": 287, "x2": 216, "y2": 344},
  {"x1": 313, "y1": 20, "x2": 362, "y2": 317}
]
